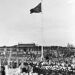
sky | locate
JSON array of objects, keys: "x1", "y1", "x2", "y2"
[{"x1": 0, "y1": 0, "x2": 75, "y2": 46}]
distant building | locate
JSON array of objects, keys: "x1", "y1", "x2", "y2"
[{"x1": 0, "y1": 43, "x2": 41, "y2": 62}]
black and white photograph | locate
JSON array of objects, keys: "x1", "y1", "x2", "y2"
[{"x1": 0, "y1": 0, "x2": 75, "y2": 75}]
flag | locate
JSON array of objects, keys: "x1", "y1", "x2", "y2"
[{"x1": 30, "y1": 2, "x2": 42, "y2": 14}]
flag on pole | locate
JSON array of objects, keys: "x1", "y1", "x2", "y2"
[{"x1": 30, "y1": 2, "x2": 42, "y2": 14}]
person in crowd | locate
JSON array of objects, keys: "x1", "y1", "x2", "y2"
[{"x1": 1, "y1": 66, "x2": 5, "y2": 75}]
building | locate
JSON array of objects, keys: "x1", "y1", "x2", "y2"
[{"x1": 0, "y1": 43, "x2": 41, "y2": 63}]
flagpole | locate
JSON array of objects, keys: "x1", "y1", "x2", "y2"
[
  {"x1": 41, "y1": 0, "x2": 44, "y2": 61},
  {"x1": 30, "y1": 0, "x2": 44, "y2": 61}
]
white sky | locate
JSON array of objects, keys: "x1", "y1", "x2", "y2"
[{"x1": 0, "y1": 0, "x2": 75, "y2": 46}]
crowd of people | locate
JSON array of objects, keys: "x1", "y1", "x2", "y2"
[
  {"x1": 1, "y1": 59, "x2": 75, "y2": 75},
  {"x1": 15, "y1": 60, "x2": 75, "y2": 75}
]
